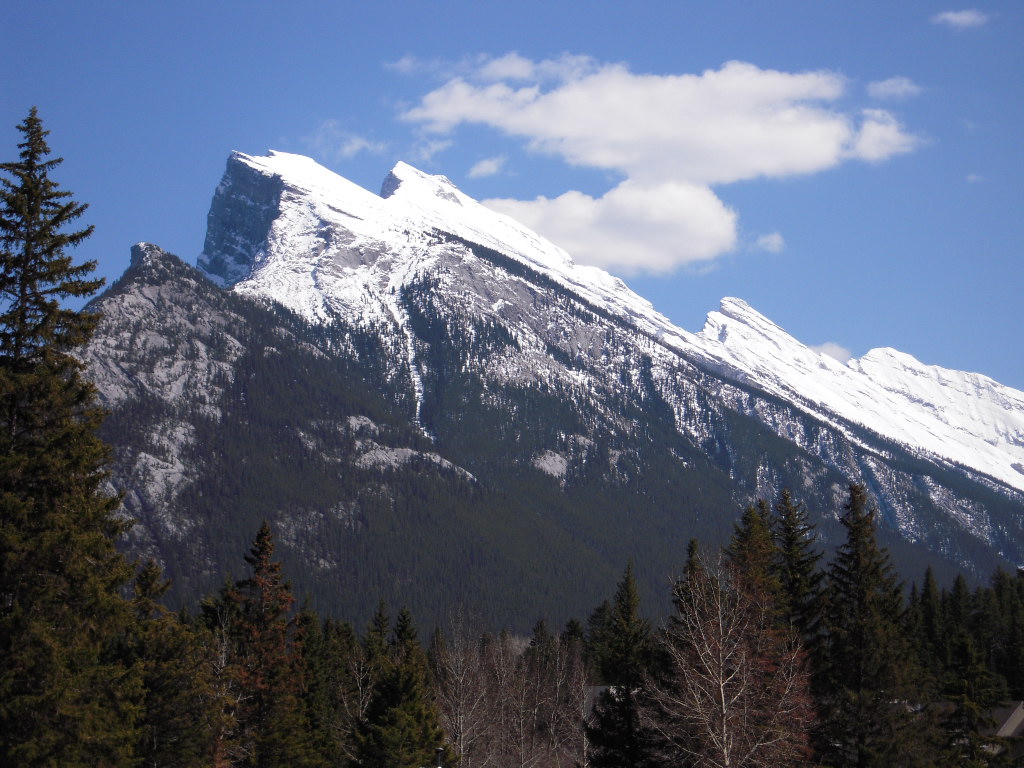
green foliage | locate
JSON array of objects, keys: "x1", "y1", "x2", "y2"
[
  {"x1": 128, "y1": 560, "x2": 218, "y2": 767},
  {"x1": 724, "y1": 498, "x2": 780, "y2": 601},
  {"x1": 356, "y1": 606, "x2": 450, "y2": 768},
  {"x1": 586, "y1": 562, "x2": 658, "y2": 768},
  {"x1": 0, "y1": 107, "x2": 140, "y2": 766},
  {"x1": 818, "y1": 483, "x2": 941, "y2": 767},
  {"x1": 770, "y1": 488, "x2": 826, "y2": 672},
  {"x1": 202, "y1": 523, "x2": 324, "y2": 767}
]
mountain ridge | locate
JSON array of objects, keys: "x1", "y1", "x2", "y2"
[
  {"x1": 75, "y1": 152, "x2": 1024, "y2": 627},
  {"x1": 201, "y1": 150, "x2": 1024, "y2": 495}
]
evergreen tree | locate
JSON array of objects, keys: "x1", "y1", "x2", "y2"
[
  {"x1": 724, "y1": 499, "x2": 780, "y2": 601},
  {"x1": 771, "y1": 488, "x2": 824, "y2": 646},
  {"x1": 0, "y1": 107, "x2": 140, "y2": 766},
  {"x1": 356, "y1": 607, "x2": 450, "y2": 768},
  {"x1": 916, "y1": 566, "x2": 947, "y2": 679},
  {"x1": 129, "y1": 561, "x2": 218, "y2": 767},
  {"x1": 585, "y1": 598, "x2": 615, "y2": 682},
  {"x1": 818, "y1": 483, "x2": 940, "y2": 767},
  {"x1": 586, "y1": 562, "x2": 658, "y2": 768},
  {"x1": 941, "y1": 633, "x2": 1011, "y2": 766},
  {"x1": 206, "y1": 523, "x2": 322, "y2": 768},
  {"x1": 294, "y1": 604, "x2": 338, "y2": 767}
]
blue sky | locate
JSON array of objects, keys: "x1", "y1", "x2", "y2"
[{"x1": 4, "y1": 1, "x2": 1022, "y2": 388}]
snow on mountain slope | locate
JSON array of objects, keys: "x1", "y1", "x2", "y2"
[
  {"x1": 693, "y1": 298, "x2": 1024, "y2": 493},
  {"x1": 198, "y1": 150, "x2": 1024, "y2": 495},
  {"x1": 205, "y1": 151, "x2": 691, "y2": 346}
]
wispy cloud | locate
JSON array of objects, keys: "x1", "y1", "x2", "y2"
[
  {"x1": 468, "y1": 156, "x2": 506, "y2": 178},
  {"x1": 868, "y1": 76, "x2": 922, "y2": 100},
  {"x1": 401, "y1": 56, "x2": 921, "y2": 274},
  {"x1": 305, "y1": 120, "x2": 386, "y2": 162},
  {"x1": 967, "y1": 173, "x2": 983, "y2": 183},
  {"x1": 811, "y1": 342, "x2": 853, "y2": 364},
  {"x1": 932, "y1": 10, "x2": 990, "y2": 29},
  {"x1": 754, "y1": 232, "x2": 785, "y2": 253},
  {"x1": 410, "y1": 138, "x2": 453, "y2": 164}
]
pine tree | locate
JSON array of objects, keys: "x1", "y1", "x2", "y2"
[
  {"x1": 725, "y1": 499, "x2": 781, "y2": 601},
  {"x1": 206, "y1": 523, "x2": 322, "y2": 768},
  {"x1": 0, "y1": 107, "x2": 140, "y2": 766},
  {"x1": 356, "y1": 606, "x2": 450, "y2": 768},
  {"x1": 130, "y1": 560, "x2": 217, "y2": 767},
  {"x1": 587, "y1": 562, "x2": 658, "y2": 768},
  {"x1": 771, "y1": 488, "x2": 824, "y2": 645},
  {"x1": 941, "y1": 633, "x2": 1011, "y2": 766},
  {"x1": 818, "y1": 483, "x2": 940, "y2": 767}
]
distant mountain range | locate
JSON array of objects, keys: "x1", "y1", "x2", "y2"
[{"x1": 81, "y1": 151, "x2": 1024, "y2": 629}]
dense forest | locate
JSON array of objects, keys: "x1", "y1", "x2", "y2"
[{"x1": 3, "y1": 109, "x2": 1024, "y2": 766}]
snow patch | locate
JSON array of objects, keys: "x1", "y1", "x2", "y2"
[{"x1": 533, "y1": 450, "x2": 569, "y2": 480}]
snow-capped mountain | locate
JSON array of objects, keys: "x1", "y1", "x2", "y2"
[
  {"x1": 694, "y1": 299, "x2": 1024, "y2": 494},
  {"x1": 201, "y1": 150, "x2": 1024, "y2": 495},
  {"x1": 80, "y1": 150, "x2": 1024, "y2": 627}
]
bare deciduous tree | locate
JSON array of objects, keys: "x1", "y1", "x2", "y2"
[
  {"x1": 432, "y1": 620, "x2": 588, "y2": 768},
  {"x1": 643, "y1": 557, "x2": 814, "y2": 768},
  {"x1": 431, "y1": 610, "x2": 495, "y2": 768}
]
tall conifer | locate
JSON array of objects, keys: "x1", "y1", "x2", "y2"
[
  {"x1": 130, "y1": 561, "x2": 217, "y2": 767},
  {"x1": 205, "y1": 523, "x2": 321, "y2": 767},
  {"x1": 587, "y1": 562, "x2": 657, "y2": 768},
  {"x1": 725, "y1": 499, "x2": 781, "y2": 601},
  {"x1": 771, "y1": 488, "x2": 824, "y2": 645},
  {"x1": 356, "y1": 606, "x2": 450, "y2": 768},
  {"x1": 818, "y1": 483, "x2": 940, "y2": 767},
  {"x1": 0, "y1": 107, "x2": 139, "y2": 766}
]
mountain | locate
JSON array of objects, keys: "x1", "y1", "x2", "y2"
[{"x1": 81, "y1": 151, "x2": 1024, "y2": 629}]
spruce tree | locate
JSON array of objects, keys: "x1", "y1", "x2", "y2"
[
  {"x1": 584, "y1": 598, "x2": 614, "y2": 681},
  {"x1": 586, "y1": 562, "x2": 657, "y2": 768},
  {"x1": 916, "y1": 566, "x2": 947, "y2": 678},
  {"x1": 818, "y1": 483, "x2": 940, "y2": 767},
  {"x1": 0, "y1": 107, "x2": 140, "y2": 766},
  {"x1": 771, "y1": 488, "x2": 824, "y2": 645},
  {"x1": 941, "y1": 633, "x2": 1010, "y2": 766},
  {"x1": 207, "y1": 523, "x2": 322, "y2": 768},
  {"x1": 356, "y1": 606, "x2": 450, "y2": 768},
  {"x1": 129, "y1": 561, "x2": 217, "y2": 767},
  {"x1": 725, "y1": 498, "x2": 781, "y2": 601}
]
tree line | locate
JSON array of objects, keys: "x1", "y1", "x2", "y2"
[{"x1": 3, "y1": 108, "x2": 1024, "y2": 766}]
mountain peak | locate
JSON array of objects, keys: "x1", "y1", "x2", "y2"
[
  {"x1": 700, "y1": 296, "x2": 797, "y2": 351},
  {"x1": 130, "y1": 241, "x2": 167, "y2": 267},
  {"x1": 380, "y1": 161, "x2": 464, "y2": 206},
  {"x1": 193, "y1": 149, "x2": 1024, "y2": 493}
]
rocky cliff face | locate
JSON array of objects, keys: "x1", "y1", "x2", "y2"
[{"x1": 78, "y1": 154, "x2": 1024, "y2": 628}]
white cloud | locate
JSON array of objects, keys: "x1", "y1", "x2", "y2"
[
  {"x1": 486, "y1": 180, "x2": 737, "y2": 274},
  {"x1": 478, "y1": 53, "x2": 538, "y2": 81},
  {"x1": 754, "y1": 232, "x2": 785, "y2": 253},
  {"x1": 468, "y1": 156, "x2": 506, "y2": 178},
  {"x1": 851, "y1": 110, "x2": 919, "y2": 162},
  {"x1": 932, "y1": 10, "x2": 989, "y2": 28},
  {"x1": 812, "y1": 342, "x2": 853, "y2": 364},
  {"x1": 868, "y1": 76, "x2": 922, "y2": 100},
  {"x1": 410, "y1": 138, "x2": 453, "y2": 164},
  {"x1": 305, "y1": 120, "x2": 386, "y2": 162},
  {"x1": 477, "y1": 53, "x2": 598, "y2": 84},
  {"x1": 967, "y1": 173, "x2": 983, "y2": 183},
  {"x1": 402, "y1": 56, "x2": 921, "y2": 273}
]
